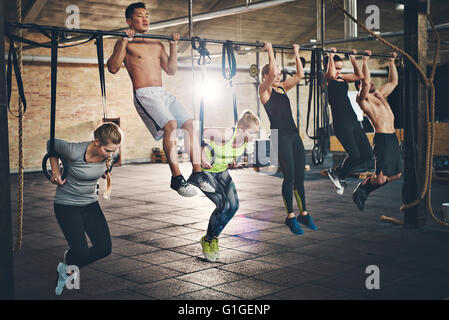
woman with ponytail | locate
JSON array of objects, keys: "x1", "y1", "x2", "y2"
[
  {"x1": 199, "y1": 110, "x2": 260, "y2": 262},
  {"x1": 48, "y1": 122, "x2": 122, "y2": 295},
  {"x1": 259, "y1": 42, "x2": 317, "y2": 236}
]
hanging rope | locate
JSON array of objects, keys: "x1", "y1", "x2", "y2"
[
  {"x1": 329, "y1": 0, "x2": 446, "y2": 226},
  {"x1": 14, "y1": 0, "x2": 24, "y2": 252}
]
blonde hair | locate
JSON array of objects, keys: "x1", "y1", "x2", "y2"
[
  {"x1": 94, "y1": 122, "x2": 122, "y2": 146},
  {"x1": 237, "y1": 109, "x2": 260, "y2": 129},
  {"x1": 94, "y1": 122, "x2": 123, "y2": 200}
]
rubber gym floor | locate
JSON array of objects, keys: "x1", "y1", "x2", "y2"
[{"x1": 10, "y1": 161, "x2": 449, "y2": 300}]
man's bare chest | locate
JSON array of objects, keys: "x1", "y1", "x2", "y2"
[{"x1": 126, "y1": 41, "x2": 161, "y2": 59}]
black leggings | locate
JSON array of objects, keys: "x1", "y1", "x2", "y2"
[
  {"x1": 54, "y1": 201, "x2": 111, "y2": 269},
  {"x1": 202, "y1": 170, "x2": 239, "y2": 240},
  {"x1": 278, "y1": 133, "x2": 307, "y2": 214},
  {"x1": 333, "y1": 121, "x2": 373, "y2": 179}
]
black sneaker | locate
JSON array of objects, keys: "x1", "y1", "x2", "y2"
[
  {"x1": 170, "y1": 175, "x2": 197, "y2": 197},
  {"x1": 187, "y1": 172, "x2": 215, "y2": 193},
  {"x1": 353, "y1": 182, "x2": 368, "y2": 211}
]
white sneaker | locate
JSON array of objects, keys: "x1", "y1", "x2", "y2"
[
  {"x1": 188, "y1": 172, "x2": 215, "y2": 193},
  {"x1": 335, "y1": 179, "x2": 346, "y2": 196},
  {"x1": 326, "y1": 168, "x2": 342, "y2": 189},
  {"x1": 170, "y1": 175, "x2": 197, "y2": 197},
  {"x1": 55, "y1": 262, "x2": 68, "y2": 296},
  {"x1": 63, "y1": 250, "x2": 68, "y2": 264}
]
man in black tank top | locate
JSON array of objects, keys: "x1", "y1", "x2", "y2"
[
  {"x1": 259, "y1": 42, "x2": 317, "y2": 236},
  {"x1": 325, "y1": 49, "x2": 373, "y2": 196}
]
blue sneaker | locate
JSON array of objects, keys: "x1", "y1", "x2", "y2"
[
  {"x1": 55, "y1": 262, "x2": 68, "y2": 296},
  {"x1": 297, "y1": 214, "x2": 318, "y2": 231},
  {"x1": 285, "y1": 217, "x2": 304, "y2": 235}
]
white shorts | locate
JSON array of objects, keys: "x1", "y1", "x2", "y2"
[{"x1": 133, "y1": 87, "x2": 192, "y2": 141}]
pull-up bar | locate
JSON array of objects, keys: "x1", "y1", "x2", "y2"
[
  {"x1": 322, "y1": 48, "x2": 398, "y2": 59},
  {"x1": 5, "y1": 21, "x2": 400, "y2": 59}
]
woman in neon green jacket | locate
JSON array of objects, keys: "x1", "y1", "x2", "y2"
[{"x1": 199, "y1": 110, "x2": 260, "y2": 262}]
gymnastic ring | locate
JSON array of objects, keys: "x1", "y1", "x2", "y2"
[
  {"x1": 317, "y1": 145, "x2": 324, "y2": 165},
  {"x1": 312, "y1": 144, "x2": 321, "y2": 166},
  {"x1": 42, "y1": 152, "x2": 68, "y2": 181}
]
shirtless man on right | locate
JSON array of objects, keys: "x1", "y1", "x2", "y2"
[
  {"x1": 107, "y1": 2, "x2": 214, "y2": 197},
  {"x1": 352, "y1": 50, "x2": 401, "y2": 211}
]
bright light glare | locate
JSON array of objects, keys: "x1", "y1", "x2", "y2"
[{"x1": 197, "y1": 79, "x2": 221, "y2": 102}]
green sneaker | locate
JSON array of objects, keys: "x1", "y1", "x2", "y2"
[
  {"x1": 211, "y1": 238, "x2": 220, "y2": 260},
  {"x1": 200, "y1": 236, "x2": 216, "y2": 262}
]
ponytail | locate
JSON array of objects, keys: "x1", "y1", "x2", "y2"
[
  {"x1": 103, "y1": 156, "x2": 112, "y2": 200},
  {"x1": 94, "y1": 122, "x2": 122, "y2": 200}
]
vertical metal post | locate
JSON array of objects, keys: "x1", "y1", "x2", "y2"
[
  {"x1": 296, "y1": 84, "x2": 300, "y2": 130},
  {"x1": 189, "y1": 0, "x2": 195, "y2": 117},
  {"x1": 402, "y1": 0, "x2": 428, "y2": 227},
  {"x1": 317, "y1": 0, "x2": 325, "y2": 45},
  {"x1": 344, "y1": 0, "x2": 358, "y2": 39},
  {"x1": 0, "y1": 0, "x2": 15, "y2": 300},
  {"x1": 256, "y1": 40, "x2": 260, "y2": 120}
]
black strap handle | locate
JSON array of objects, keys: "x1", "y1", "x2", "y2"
[
  {"x1": 222, "y1": 41, "x2": 238, "y2": 125},
  {"x1": 42, "y1": 31, "x2": 68, "y2": 181},
  {"x1": 222, "y1": 41, "x2": 236, "y2": 80},
  {"x1": 6, "y1": 38, "x2": 27, "y2": 118},
  {"x1": 306, "y1": 49, "x2": 317, "y2": 140},
  {"x1": 95, "y1": 33, "x2": 107, "y2": 121},
  {"x1": 191, "y1": 36, "x2": 211, "y2": 65}
]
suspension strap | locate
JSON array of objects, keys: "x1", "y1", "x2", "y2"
[
  {"x1": 49, "y1": 31, "x2": 58, "y2": 156},
  {"x1": 6, "y1": 38, "x2": 27, "y2": 117},
  {"x1": 306, "y1": 49, "x2": 317, "y2": 140},
  {"x1": 191, "y1": 37, "x2": 211, "y2": 144},
  {"x1": 222, "y1": 40, "x2": 238, "y2": 125},
  {"x1": 95, "y1": 33, "x2": 107, "y2": 121},
  {"x1": 191, "y1": 36, "x2": 211, "y2": 65}
]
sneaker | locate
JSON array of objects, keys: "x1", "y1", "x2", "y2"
[
  {"x1": 285, "y1": 217, "x2": 304, "y2": 235},
  {"x1": 200, "y1": 236, "x2": 216, "y2": 262},
  {"x1": 326, "y1": 168, "x2": 344, "y2": 193},
  {"x1": 297, "y1": 214, "x2": 318, "y2": 231},
  {"x1": 336, "y1": 179, "x2": 346, "y2": 196},
  {"x1": 187, "y1": 172, "x2": 215, "y2": 193},
  {"x1": 170, "y1": 175, "x2": 197, "y2": 197},
  {"x1": 211, "y1": 238, "x2": 220, "y2": 260},
  {"x1": 353, "y1": 181, "x2": 368, "y2": 211},
  {"x1": 55, "y1": 262, "x2": 68, "y2": 296}
]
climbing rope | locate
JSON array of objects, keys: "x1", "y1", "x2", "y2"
[
  {"x1": 14, "y1": 0, "x2": 24, "y2": 252},
  {"x1": 329, "y1": 0, "x2": 446, "y2": 226}
]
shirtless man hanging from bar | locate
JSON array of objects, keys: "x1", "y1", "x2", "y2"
[
  {"x1": 107, "y1": 2, "x2": 214, "y2": 197},
  {"x1": 352, "y1": 50, "x2": 401, "y2": 211}
]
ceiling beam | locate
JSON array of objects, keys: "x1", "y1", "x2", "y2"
[
  {"x1": 295, "y1": 5, "x2": 341, "y2": 47},
  {"x1": 147, "y1": 0, "x2": 296, "y2": 30},
  {"x1": 23, "y1": 0, "x2": 48, "y2": 23},
  {"x1": 176, "y1": 0, "x2": 224, "y2": 55},
  {"x1": 23, "y1": 0, "x2": 295, "y2": 50}
]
